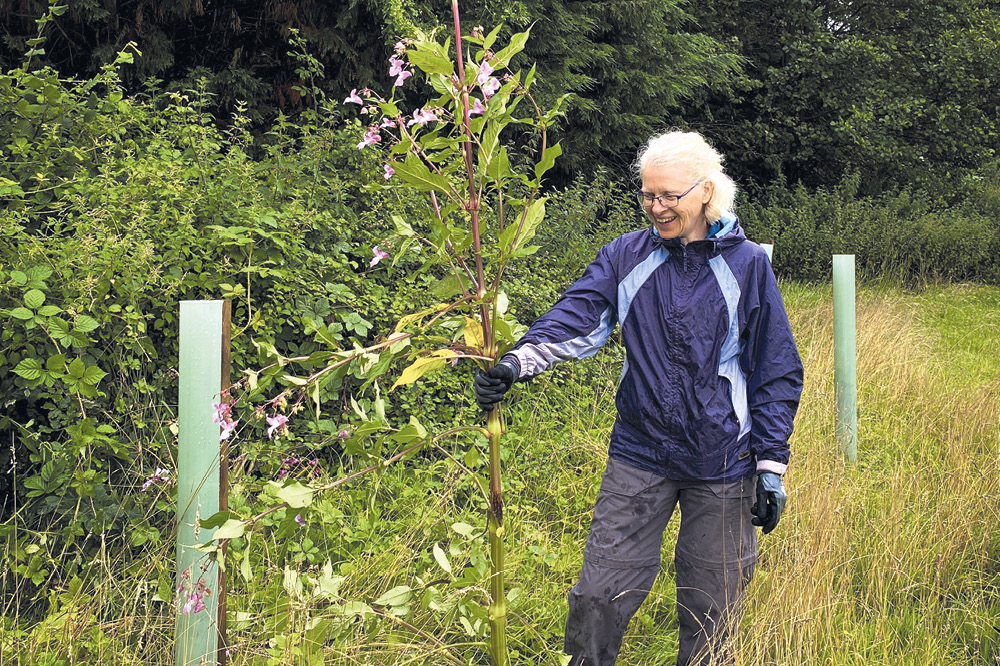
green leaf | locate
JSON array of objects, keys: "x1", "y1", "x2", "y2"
[
  {"x1": 407, "y1": 49, "x2": 454, "y2": 77},
  {"x1": 68, "y1": 357, "x2": 85, "y2": 379},
  {"x1": 213, "y1": 519, "x2": 246, "y2": 541},
  {"x1": 13, "y1": 358, "x2": 43, "y2": 380},
  {"x1": 482, "y1": 24, "x2": 504, "y2": 52},
  {"x1": 393, "y1": 154, "x2": 455, "y2": 195},
  {"x1": 486, "y1": 146, "x2": 511, "y2": 183},
  {"x1": 276, "y1": 482, "x2": 314, "y2": 508},
  {"x1": 82, "y1": 366, "x2": 107, "y2": 386},
  {"x1": 493, "y1": 29, "x2": 531, "y2": 67},
  {"x1": 37, "y1": 305, "x2": 61, "y2": 316},
  {"x1": 433, "y1": 543, "x2": 452, "y2": 574},
  {"x1": 23, "y1": 289, "x2": 45, "y2": 309},
  {"x1": 74, "y1": 315, "x2": 99, "y2": 333},
  {"x1": 392, "y1": 215, "x2": 414, "y2": 237},
  {"x1": 9, "y1": 307, "x2": 34, "y2": 320},
  {"x1": 534, "y1": 143, "x2": 562, "y2": 183},
  {"x1": 46, "y1": 354, "x2": 66, "y2": 372},
  {"x1": 374, "y1": 585, "x2": 411, "y2": 607},
  {"x1": 9, "y1": 271, "x2": 27, "y2": 286},
  {"x1": 451, "y1": 522, "x2": 475, "y2": 537},
  {"x1": 499, "y1": 197, "x2": 547, "y2": 255}
]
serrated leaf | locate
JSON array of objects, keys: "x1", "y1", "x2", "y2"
[
  {"x1": 374, "y1": 585, "x2": 411, "y2": 607},
  {"x1": 13, "y1": 358, "x2": 43, "y2": 380},
  {"x1": 74, "y1": 315, "x2": 99, "y2": 333},
  {"x1": 407, "y1": 48, "x2": 454, "y2": 77},
  {"x1": 46, "y1": 354, "x2": 66, "y2": 372},
  {"x1": 9, "y1": 307, "x2": 34, "y2": 320},
  {"x1": 499, "y1": 197, "x2": 547, "y2": 255},
  {"x1": 463, "y1": 317, "x2": 485, "y2": 349},
  {"x1": 25, "y1": 265, "x2": 52, "y2": 281},
  {"x1": 390, "y1": 350, "x2": 457, "y2": 391},
  {"x1": 68, "y1": 357, "x2": 85, "y2": 379},
  {"x1": 493, "y1": 29, "x2": 531, "y2": 67},
  {"x1": 276, "y1": 482, "x2": 314, "y2": 508},
  {"x1": 82, "y1": 366, "x2": 107, "y2": 385},
  {"x1": 393, "y1": 154, "x2": 454, "y2": 195},
  {"x1": 10, "y1": 271, "x2": 27, "y2": 285},
  {"x1": 23, "y1": 289, "x2": 45, "y2": 309},
  {"x1": 433, "y1": 543, "x2": 452, "y2": 574},
  {"x1": 37, "y1": 305, "x2": 61, "y2": 316}
]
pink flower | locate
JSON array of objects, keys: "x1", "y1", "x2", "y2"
[
  {"x1": 370, "y1": 246, "x2": 390, "y2": 268},
  {"x1": 267, "y1": 414, "x2": 288, "y2": 440},
  {"x1": 380, "y1": 117, "x2": 396, "y2": 129},
  {"x1": 383, "y1": 164, "x2": 395, "y2": 180},
  {"x1": 220, "y1": 419, "x2": 238, "y2": 441},
  {"x1": 482, "y1": 77, "x2": 501, "y2": 99},
  {"x1": 356, "y1": 128, "x2": 381, "y2": 150},
  {"x1": 294, "y1": 514, "x2": 306, "y2": 527},
  {"x1": 344, "y1": 89, "x2": 363, "y2": 105},
  {"x1": 407, "y1": 107, "x2": 438, "y2": 127},
  {"x1": 470, "y1": 98, "x2": 486, "y2": 116},
  {"x1": 212, "y1": 402, "x2": 231, "y2": 424},
  {"x1": 477, "y1": 61, "x2": 494, "y2": 85},
  {"x1": 338, "y1": 429, "x2": 350, "y2": 439},
  {"x1": 388, "y1": 57, "x2": 406, "y2": 77},
  {"x1": 393, "y1": 40, "x2": 407, "y2": 54},
  {"x1": 142, "y1": 467, "x2": 171, "y2": 491},
  {"x1": 394, "y1": 70, "x2": 412, "y2": 87}
]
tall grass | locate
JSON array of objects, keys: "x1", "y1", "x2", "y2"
[{"x1": 3, "y1": 284, "x2": 999, "y2": 665}]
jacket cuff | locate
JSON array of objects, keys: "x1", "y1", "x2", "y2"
[
  {"x1": 756, "y1": 459, "x2": 788, "y2": 476},
  {"x1": 499, "y1": 355, "x2": 521, "y2": 382}
]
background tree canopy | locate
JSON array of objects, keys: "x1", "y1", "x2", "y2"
[{"x1": 2, "y1": 0, "x2": 997, "y2": 194}]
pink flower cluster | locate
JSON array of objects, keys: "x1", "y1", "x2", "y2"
[
  {"x1": 142, "y1": 467, "x2": 171, "y2": 491},
  {"x1": 266, "y1": 414, "x2": 288, "y2": 440},
  {"x1": 276, "y1": 457, "x2": 321, "y2": 481},
  {"x1": 177, "y1": 568, "x2": 212, "y2": 615},
  {"x1": 213, "y1": 401, "x2": 238, "y2": 442}
]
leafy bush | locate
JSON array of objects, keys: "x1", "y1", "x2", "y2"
[{"x1": 741, "y1": 172, "x2": 1000, "y2": 285}]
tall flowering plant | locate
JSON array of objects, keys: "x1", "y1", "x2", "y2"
[
  {"x1": 347, "y1": 9, "x2": 564, "y2": 663},
  {"x1": 201, "y1": 4, "x2": 565, "y2": 664}
]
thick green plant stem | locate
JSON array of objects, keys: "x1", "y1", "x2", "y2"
[{"x1": 486, "y1": 406, "x2": 509, "y2": 666}]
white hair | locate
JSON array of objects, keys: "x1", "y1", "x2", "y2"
[{"x1": 635, "y1": 130, "x2": 737, "y2": 223}]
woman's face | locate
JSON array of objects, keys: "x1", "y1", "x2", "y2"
[{"x1": 641, "y1": 163, "x2": 713, "y2": 244}]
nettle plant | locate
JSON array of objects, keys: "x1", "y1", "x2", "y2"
[{"x1": 199, "y1": 4, "x2": 566, "y2": 664}]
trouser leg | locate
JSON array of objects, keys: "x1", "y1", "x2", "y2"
[
  {"x1": 674, "y1": 477, "x2": 758, "y2": 666},
  {"x1": 565, "y1": 458, "x2": 679, "y2": 666}
]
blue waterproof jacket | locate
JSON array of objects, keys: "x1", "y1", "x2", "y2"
[{"x1": 507, "y1": 213, "x2": 803, "y2": 482}]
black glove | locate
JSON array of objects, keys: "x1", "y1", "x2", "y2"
[
  {"x1": 751, "y1": 471, "x2": 787, "y2": 535},
  {"x1": 474, "y1": 357, "x2": 519, "y2": 412}
]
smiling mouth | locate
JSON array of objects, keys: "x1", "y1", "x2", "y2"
[{"x1": 655, "y1": 216, "x2": 677, "y2": 225}]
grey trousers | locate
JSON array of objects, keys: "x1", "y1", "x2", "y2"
[{"x1": 565, "y1": 458, "x2": 758, "y2": 666}]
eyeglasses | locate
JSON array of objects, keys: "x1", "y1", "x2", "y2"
[{"x1": 636, "y1": 181, "x2": 703, "y2": 208}]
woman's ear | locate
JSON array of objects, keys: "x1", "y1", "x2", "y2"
[{"x1": 702, "y1": 180, "x2": 715, "y2": 205}]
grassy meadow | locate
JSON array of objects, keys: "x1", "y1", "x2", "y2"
[{"x1": 4, "y1": 282, "x2": 999, "y2": 665}]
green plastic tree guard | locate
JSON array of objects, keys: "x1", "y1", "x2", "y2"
[
  {"x1": 833, "y1": 255, "x2": 858, "y2": 463},
  {"x1": 176, "y1": 300, "x2": 224, "y2": 665},
  {"x1": 761, "y1": 243, "x2": 774, "y2": 262}
]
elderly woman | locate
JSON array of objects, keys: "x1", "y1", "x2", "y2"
[{"x1": 474, "y1": 130, "x2": 803, "y2": 665}]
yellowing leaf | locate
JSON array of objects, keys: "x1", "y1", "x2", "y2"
[
  {"x1": 390, "y1": 350, "x2": 457, "y2": 391},
  {"x1": 463, "y1": 317, "x2": 485, "y2": 349}
]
